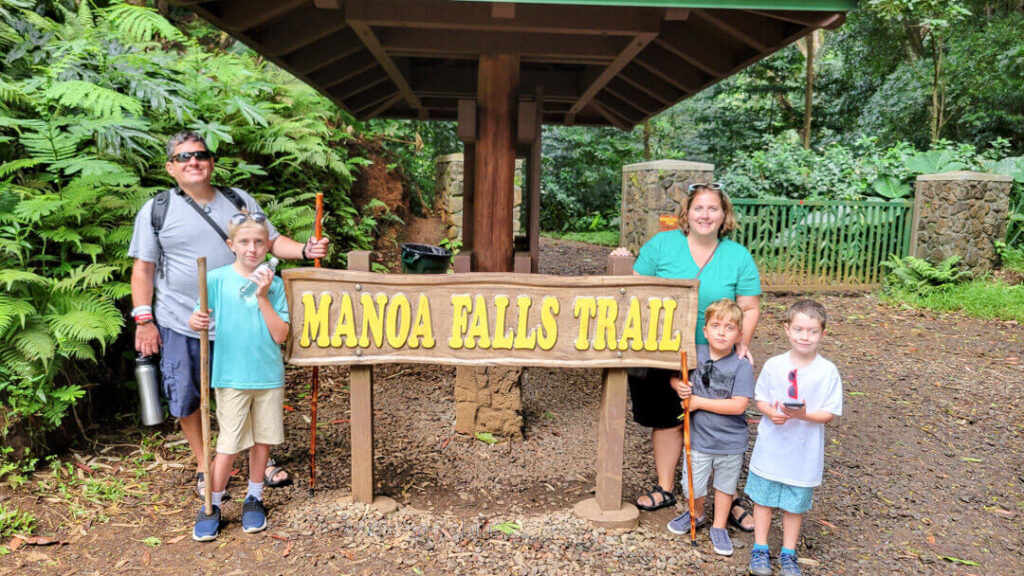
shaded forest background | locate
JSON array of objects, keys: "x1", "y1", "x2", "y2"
[{"x1": 0, "y1": 0, "x2": 1022, "y2": 457}]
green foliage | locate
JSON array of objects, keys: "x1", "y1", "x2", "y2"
[
  {"x1": 882, "y1": 255, "x2": 971, "y2": 291},
  {"x1": 882, "y1": 279, "x2": 1024, "y2": 323},
  {"x1": 542, "y1": 230, "x2": 620, "y2": 247},
  {"x1": 995, "y1": 242, "x2": 1024, "y2": 273},
  {"x1": 0, "y1": 501, "x2": 35, "y2": 539}
]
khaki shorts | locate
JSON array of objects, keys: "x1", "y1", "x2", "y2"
[{"x1": 215, "y1": 387, "x2": 285, "y2": 455}]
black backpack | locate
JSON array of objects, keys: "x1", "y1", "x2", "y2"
[{"x1": 151, "y1": 186, "x2": 247, "y2": 277}]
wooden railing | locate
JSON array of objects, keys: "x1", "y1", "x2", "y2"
[{"x1": 730, "y1": 198, "x2": 915, "y2": 291}]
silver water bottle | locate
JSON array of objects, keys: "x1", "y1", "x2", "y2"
[{"x1": 135, "y1": 355, "x2": 164, "y2": 426}]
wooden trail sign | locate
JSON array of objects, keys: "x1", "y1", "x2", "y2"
[{"x1": 283, "y1": 269, "x2": 698, "y2": 370}]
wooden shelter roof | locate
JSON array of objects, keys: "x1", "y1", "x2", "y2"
[{"x1": 170, "y1": 0, "x2": 856, "y2": 128}]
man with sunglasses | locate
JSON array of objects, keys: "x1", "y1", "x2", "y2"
[{"x1": 128, "y1": 131, "x2": 329, "y2": 497}]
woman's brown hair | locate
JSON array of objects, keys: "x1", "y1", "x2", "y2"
[{"x1": 677, "y1": 185, "x2": 737, "y2": 238}]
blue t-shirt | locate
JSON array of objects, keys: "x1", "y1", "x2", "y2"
[
  {"x1": 634, "y1": 231, "x2": 761, "y2": 345},
  {"x1": 202, "y1": 264, "x2": 289, "y2": 389},
  {"x1": 689, "y1": 346, "x2": 755, "y2": 454}
]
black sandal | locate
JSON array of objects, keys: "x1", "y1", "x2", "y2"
[
  {"x1": 636, "y1": 485, "x2": 676, "y2": 511},
  {"x1": 728, "y1": 497, "x2": 755, "y2": 532}
]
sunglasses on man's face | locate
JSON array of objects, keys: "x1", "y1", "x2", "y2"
[
  {"x1": 787, "y1": 369, "x2": 798, "y2": 399},
  {"x1": 688, "y1": 182, "x2": 723, "y2": 193},
  {"x1": 230, "y1": 212, "x2": 268, "y2": 226},
  {"x1": 169, "y1": 150, "x2": 213, "y2": 163}
]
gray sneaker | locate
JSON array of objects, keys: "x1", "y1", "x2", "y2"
[
  {"x1": 749, "y1": 548, "x2": 772, "y2": 576},
  {"x1": 709, "y1": 527, "x2": 733, "y2": 556},
  {"x1": 780, "y1": 552, "x2": 802, "y2": 576}
]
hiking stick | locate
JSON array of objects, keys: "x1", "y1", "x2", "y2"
[
  {"x1": 681, "y1": 350, "x2": 697, "y2": 548},
  {"x1": 308, "y1": 193, "x2": 324, "y2": 496},
  {"x1": 197, "y1": 257, "x2": 212, "y2": 516}
]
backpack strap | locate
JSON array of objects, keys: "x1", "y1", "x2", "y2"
[
  {"x1": 149, "y1": 186, "x2": 250, "y2": 277},
  {"x1": 150, "y1": 189, "x2": 172, "y2": 278}
]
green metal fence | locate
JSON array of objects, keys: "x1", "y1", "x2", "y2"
[{"x1": 730, "y1": 198, "x2": 915, "y2": 291}]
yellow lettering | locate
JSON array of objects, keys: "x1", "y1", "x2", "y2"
[
  {"x1": 593, "y1": 298, "x2": 619, "y2": 351},
  {"x1": 449, "y1": 295, "x2": 472, "y2": 349},
  {"x1": 491, "y1": 296, "x2": 514, "y2": 350},
  {"x1": 358, "y1": 293, "x2": 388, "y2": 348},
  {"x1": 512, "y1": 296, "x2": 537, "y2": 349},
  {"x1": 385, "y1": 294, "x2": 411, "y2": 348},
  {"x1": 659, "y1": 298, "x2": 682, "y2": 351},
  {"x1": 300, "y1": 293, "x2": 332, "y2": 348},
  {"x1": 537, "y1": 297, "x2": 559, "y2": 351},
  {"x1": 644, "y1": 298, "x2": 664, "y2": 352},
  {"x1": 617, "y1": 297, "x2": 644, "y2": 351},
  {"x1": 464, "y1": 295, "x2": 491, "y2": 349},
  {"x1": 408, "y1": 295, "x2": 435, "y2": 349},
  {"x1": 573, "y1": 297, "x2": 597, "y2": 351},
  {"x1": 331, "y1": 293, "x2": 357, "y2": 348}
]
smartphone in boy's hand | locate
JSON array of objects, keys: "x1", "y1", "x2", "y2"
[{"x1": 783, "y1": 401, "x2": 805, "y2": 409}]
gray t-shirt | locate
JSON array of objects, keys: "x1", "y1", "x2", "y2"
[
  {"x1": 127, "y1": 187, "x2": 279, "y2": 339},
  {"x1": 689, "y1": 346, "x2": 754, "y2": 455}
]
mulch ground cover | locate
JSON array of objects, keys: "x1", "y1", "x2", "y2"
[{"x1": 2, "y1": 237, "x2": 1021, "y2": 575}]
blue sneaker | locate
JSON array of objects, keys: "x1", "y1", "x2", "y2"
[
  {"x1": 192, "y1": 505, "x2": 220, "y2": 542},
  {"x1": 241, "y1": 496, "x2": 267, "y2": 534},
  {"x1": 780, "y1": 552, "x2": 802, "y2": 576},
  {"x1": 709, "y1": 526, "x2": 734, "y2": 556},
  {"x1": 749, "y1": 548, "x2": 772, "y2": 576},
  {"x1": 667, "y1": 510, "x2": 706, "y2": 534}
]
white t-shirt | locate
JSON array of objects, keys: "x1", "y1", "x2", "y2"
[{"x1": 749, "y1": 352, "x2": 843, "y2": 487}]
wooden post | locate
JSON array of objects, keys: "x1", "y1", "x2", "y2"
[
  {"x1": 347, "y1": 250, "x2": 396, "y2": 513},
  {"x1": 528, "y1": 90, "x2": 543, "y2": 273},
  {"x1": 573, "y1": 253, "x2": 639, "y2": 530},
  {"x1": 473, "y1": 54, "x2": 519, "y2": 273}
]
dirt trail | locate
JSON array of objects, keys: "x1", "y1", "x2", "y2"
[{"x1": 3, "y1": 237, "x2": 1022, "y2": 576}]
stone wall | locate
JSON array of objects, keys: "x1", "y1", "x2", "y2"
[
  {"x1": 436, "y1": 153, "x2": 523, "y2": 243},
  {"x1": 454, "y1": 366, "x2": 523, "y2": 438},
  {"x1": 911, "y1": 171, "x2": 1012, "y2": 271},
  {"x1": 620, "y1": 160, "x2": 714, "y2": 255}
]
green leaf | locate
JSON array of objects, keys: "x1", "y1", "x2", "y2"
[
  {"x1": 871, "y1": 177, "x2": 911, "y2": 199},
  {"x1": 904, "y1": 150, "x2": 965, "y2": 175},
  {"x1": 474, "y1": 432, "x2": 497, "y2": 444},
  {"x1": 941, "y1": 556, "x2": 979, "y2": 566},
  {"x1": 0, "y1": 269, "x2": 50, "y2": 290},
  {"x1": 491, "y1": 521, "x2": 521, "y2": 535},
  {"x1": 43, "y1": 81, "x2": 143, "y2": 118},
  {"x1": 103, "y1": 1, "x2": 184, "y2": 43}
]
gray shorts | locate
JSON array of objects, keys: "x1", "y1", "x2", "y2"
[
  {"x1": 158, "y1": 327, "x2": 213, "y2": 418},
  {"x1": 679, "y1": 449, "x2": 743, "y2": 500}
]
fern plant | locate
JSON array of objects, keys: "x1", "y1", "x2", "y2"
[{"x1": 882, "y1": 254, "x2": 972, "y2": 291}]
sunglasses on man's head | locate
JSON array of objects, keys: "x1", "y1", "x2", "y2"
[
  {"x1": 688, "y1": 182, "x2": 723, "y2": 193},
  {"x1": 787, "y1": 369, "x2": 798, "y2": 399},
  {"x1": 169, "y1": 150, "x2": 213, "y2": 163},
  {"x1": 230, "y1": 212, "x2": 268, "y2": 225}
]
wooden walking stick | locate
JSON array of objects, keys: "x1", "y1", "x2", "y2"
[
  {"x1": 681, "y1": 350, "x2": 697, "y2": 548},
  {"x1": 197, "y1": 257, "x2": 213, "y2": 515},
  {"x1": 308, "y1": 193, "x2": 324, "y2": 496}
]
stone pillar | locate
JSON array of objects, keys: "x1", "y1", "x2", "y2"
[
  {"x1": 437, "y1": 153, "x2": 523, "y2": 244},
  {"x1": 911, "y1": 171, "x2": 1012, "y2": 272},
  {"x1": 620, "y1": 160, "x2": 714, "y2": 255},
  {"x1": 454, "y1": 366, "x2": 524, "y2": 438}
]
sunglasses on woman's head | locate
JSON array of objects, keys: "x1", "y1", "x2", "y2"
[
  {"x1": 688, "y1": 182, "x2": 723, "y2": 192},
  {"x1": 169, "y1": 150, "x2": 213, "y2": 163},
  {"x1": 230, "y1": 212, "x2": 268, "y2": 225}
]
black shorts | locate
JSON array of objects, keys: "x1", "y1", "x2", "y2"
[{"x1": 628, "y1": 368, "x2": 684, "y2": 428}]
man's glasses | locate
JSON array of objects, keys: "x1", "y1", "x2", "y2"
[
  {"x1": 169, "y1": 150, "x2": 213, "y2": 163},
  {"x1": 787, "y1": 369, "x2": 798, "y2": 399},
  {"x1": 701, "y1": 359, "x2": 714, "y2": 388},
  {"x1": 230, "y1": 212, "x2": 268, "y2": 225},
  {"x1": 688, "y1": 182, "x2": 723, "y2": 192}
]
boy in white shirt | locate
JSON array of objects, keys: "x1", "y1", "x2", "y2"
[{"x1": 746, "y1": 300, "x2": 843, "y2": 576}]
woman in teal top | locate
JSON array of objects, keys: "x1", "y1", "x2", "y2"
[{"x1": 613, "y1": 183, "x2": 761, "y2": 530}]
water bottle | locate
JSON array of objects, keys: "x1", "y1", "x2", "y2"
[
  {"x1": 238, "y1": 257, "x2": 279, "y2": 298},
  {"x1": 135, "y1": 355, "x2": 164, "y2": 426}
]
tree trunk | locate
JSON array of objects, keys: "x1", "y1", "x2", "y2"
[
  {"x1": 802, "y1": 33, "x2": 815, "y2": 149},
  {"x1": 643, "y1": 119, "x2": 651, "y2": 161},
  {"x1": 930, "y1": 35, "x2": 943, "y2": 143}
]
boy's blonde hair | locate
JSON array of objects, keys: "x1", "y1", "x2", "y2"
[
  {"x1": 788, "y1": 299, "x2": 827, "y2": 329},
  {"x1": 704, "y1": 298, "x2": 744, "y2": 327},
  {"x1": 227, "y1": 210, "x2": 270, "y2": 240}
]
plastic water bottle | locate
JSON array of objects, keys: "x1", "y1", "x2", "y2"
[
  {"x1": 238, "y1": 257, "x2": 279, "y2": 298},
  {"x1": 135, "y1": 355, "x2": 164, "y2": 426}
]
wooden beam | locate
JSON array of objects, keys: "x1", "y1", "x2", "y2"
[
  {"x1": 692, "y1": 9, "x2": 788, "y2": 53},
  {"x1": 618, "y1": 66, "x2": 681, "y2": 106},
  {"x1": 365, "y1": 92, "x2": 405, "y2": 120},
  {"x1": 588, "y1": 99, "x2": 631, "y2": 131},
  {"x1": 457, "y1": 99, "x2": 476, "y2": 142},
  {"x1": 328, "y1": 68, "x2": 391, "y2": 101},
  {"x1": 593, "y1": 91, "x2": 646, "y2": 125},
  {"x1": 313, "y1": 0, "x2": 340, "y2": 8},
  {"x1": 348, "y1": 21, "x2": 424, "y2": 115},
  {"x1": 665, "y1": 8, "x2": 690, "y2": 21},
  {"x1": 378, "y1": 28, "x2": 625, "y2": 62},
  {"x1": 344, "y1": 0, "x2": 661, "y2": 36},
  {"x1": 603, "y1": 77, "x2": 662, "y2": 115},
  {"x1": 492, "y1": 2, "x2": 515, "y2": 19},
  {"x1": 284, "y1": 27, "x2": 362, "y2": 75},
  {"x1": 347, "y1": 83, "x2": 401, "y2": 115},
  {"x1": 213, "y1": 0, "x2": 307, "y2": 33},
  {"x1": 633, "y1": 46, "x2": 697, "y2": 94},
  {"x1": 567, "y1": 32, "x2": 656, "y2": 121},
  {"x1": 463, "y1": 144, "x2": 476, "y2": 252},
  {"x1": 409, "y1": 64, "x2": 581, "y2": 103},
  {"x1": 347, "y1": 251, "x2": 374, "y2": 505},
  {"x1": 313, "y1": 52, "x2": 379, "y2": 90},
  {"x1": 528, "y1": 90, "x2": 542, "y2": 273},
  {"x1": 254, "y1": 14, "x2": 348, "y2": 56},
  {"x1": 655, "y1": 21, "x2": 738, "y2": 78},
  {"x1": 749, "y1": 10, "x2": 843, "y2": 28}
]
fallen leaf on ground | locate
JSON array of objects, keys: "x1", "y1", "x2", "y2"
[
  {"x1": 15, "y1": 536, "x2": 63, "y2": 546},
  {"x1": 283, "y1": 404, "x2": 295, "y2": 411},
  {"x1": 8, "y1": 538, "x2": 23, "y2": 552},
  {"x1": 270, "y1": 533, "x2": 290, "y2": 541},
  {"x1": 166, "y1": 534, "x2": 187, "y2": 544},
  {"x1": 282, "y1": 542, "x2": 294, "y2": 557},
  {"x1": 143, "y1": 550, "x2": 151, "y2": 565}
]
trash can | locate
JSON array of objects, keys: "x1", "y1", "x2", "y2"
[{"x1": 401, "y1": 243, "x2": 452, "y2": 274}]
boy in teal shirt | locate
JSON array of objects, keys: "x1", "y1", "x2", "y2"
[{"x1": 188, "y1": 212, "x2": 289, "y2": 541}]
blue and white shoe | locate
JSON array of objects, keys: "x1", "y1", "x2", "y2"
[
  {"x1": 241, "y1": 496, "x2": 267, "y2": 534},
  {"x1": 667, "y1": 510, "x2": 706, "y2": 535},
  {"x1": 709, "y1": 526, "x2": 734, "y2": 556},
  {"x1": 749, "y1": 548, "x2": 772, "y2": 576},
  {"x1": 780, "y1": 552, "x2": 802, "y2": 576},
  {"x1": 192, "y1": 505, "x2": 221, "y2": 542}
]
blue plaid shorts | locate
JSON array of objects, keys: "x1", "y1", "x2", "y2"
[
  {"x1": 158, "y1": 327, "x2": 213, "y2": 418},
  {"x1": 745, "y1": 471, "x2": 815, "y2": 514}
]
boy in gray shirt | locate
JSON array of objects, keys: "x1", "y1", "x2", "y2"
[{"x1": 667, "y1": 299, "x2": 755, "y2": 556}]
